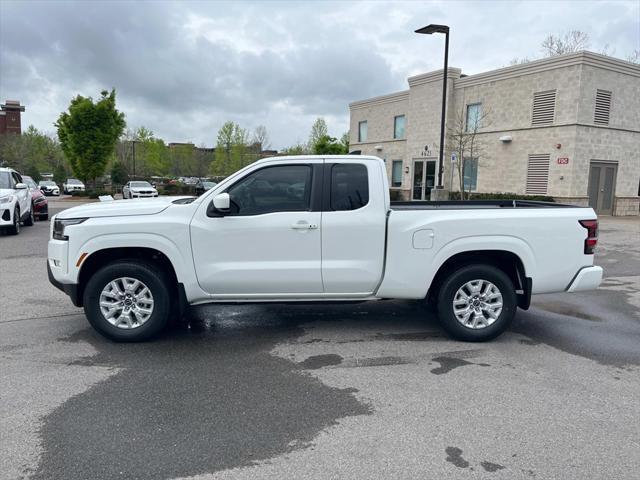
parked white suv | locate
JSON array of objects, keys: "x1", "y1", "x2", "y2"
[
  {"x1": 0, "y1": 167, "x2": 34, "y2": 235},
  {"x1": 48, "y1": 155, "x2": 602, "y2": 342},
  {"x1": 122, "y1": 181, "x2": 158, "y2": 199},
  {"x1": 63, "y1": 178, "x2": 85, "y2": 194}
]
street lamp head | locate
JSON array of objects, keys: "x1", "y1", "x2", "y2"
[{"x1": 415, "y1": 24, "x2": 449, "y2": 35}]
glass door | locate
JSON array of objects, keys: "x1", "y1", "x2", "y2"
[{"x1": 412, "y1": 159, "x2": 437, "y2": 201}]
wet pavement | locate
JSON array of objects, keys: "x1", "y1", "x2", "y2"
[{"x1": 1, "y1": 202, "x2": 638, "y2": 480}]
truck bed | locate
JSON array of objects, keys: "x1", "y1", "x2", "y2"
[{"x1": 391, "y1": 200, "x2": 578, "y2": 210}]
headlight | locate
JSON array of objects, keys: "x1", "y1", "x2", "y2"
[
  {"x1": 0, "y1": 194, "x2": 15, "y2": 204},
  {"x1": 53, "y1": 217, "x2": 88, "y2": 240}
]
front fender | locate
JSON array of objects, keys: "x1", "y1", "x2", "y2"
[{"x1": 70, "y1": 233, "x2": 193, "y2": 285}]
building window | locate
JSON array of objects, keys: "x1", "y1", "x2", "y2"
[
  {"x1": 594, "y1": 89, "x2": 612, "y2": 125},
  {"x1": 525, "y1": 153, "x2": 550, "y2": 194},
  {"x1": 393, "y1": 115, "x2": 406, "y2": 139},
  {"x1": 465, "y1": 104, "x2": 482, "y2": 132},
  {"x1": 531, "y1": 90, "x2": 556, "y2": 126},
  {"x1": 391, "y1": 160, "x2": 403, "y2": 187},
  {"x1": 462, "y1": 158, "x2": 478, "y2": 191},
  {"x1": 358, "y1": 121, "x2": 368, "y2": 142}
]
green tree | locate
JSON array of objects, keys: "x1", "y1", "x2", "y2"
[
  {"x1": 313, "y1": 135, "x2": 348, "y2": 155},
  {"x1": 308, "y1": 117, "x2": 328, "y2": 153},
  {"x1": 281, "y1": 142, "x2": 309, "y2": 155},
  {"x1": 211, "y1": 121, "x2": 250, "y2": 175},
  {"x1": 53, "y1": 164, "x2": 67, "y2": 184},
  {"x1": 55, "y1": 89, "x2": 126, "y2": 185},
  {"x1": 110, "y1": 161, "x2": 129, "y2": 185}
]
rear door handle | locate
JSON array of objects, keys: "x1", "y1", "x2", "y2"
[{"x1": 291, "y1": 221, "x2": 318, "y2": 230}]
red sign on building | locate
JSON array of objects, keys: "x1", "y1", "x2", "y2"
[{"x1": 557, "y1": 157, "x2": 569, "y2": 165}]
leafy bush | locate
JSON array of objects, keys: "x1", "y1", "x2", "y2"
[
  {"x1": 449, "y1": 192, "x2": 555, "y2": 202},
  {"x1": 161, "y1": 184, "x2": 195, "y2": 195},
  {"x1": 389, "y1": 189, "x2": 404, "y2": 201},
  {"x1": 70, "y1": 189, "x2": 111, "y2": 199}
]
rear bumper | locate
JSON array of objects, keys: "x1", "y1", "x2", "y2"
[
  {"x1": 566, "y1": 266, "x2": 603, "y2": 293},
  {"x1": 47, "y1": 260, "x2": 81, "y2": 306}
]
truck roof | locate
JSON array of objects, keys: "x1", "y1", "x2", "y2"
[{"x1": 254, "y1": 154, "x2": 383, "y2": 165}]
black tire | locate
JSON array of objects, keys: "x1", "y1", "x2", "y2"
[
  {"x1": 24, "y1": 205, "x2": 35, "y2": 226},
  {"x1": 83, "y1": 260, "x2": 171, "y2": 342},
  {"x1": 7, "y1": 207, "x2": 20, "y2": 235},
  {"x1": 436, "y1": 264, "x2": 516, "y2": 342}
]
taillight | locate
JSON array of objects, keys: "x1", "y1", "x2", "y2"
[{"x1": 579, "y1": 219, "x2": 598, "y2": 254}]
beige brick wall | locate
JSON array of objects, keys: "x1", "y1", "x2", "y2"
[{"x1": 348, "y1": 52, "x2": 640, "y2": 214}]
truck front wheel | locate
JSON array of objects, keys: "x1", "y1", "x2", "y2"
[
  {"x1": 83, "y1": 261, "x2": 171, "y2": 342},
  {"x1": 436, "y1": 264, "x2": 516, "y2": 342}
]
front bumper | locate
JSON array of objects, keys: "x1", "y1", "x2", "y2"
[
  {"x1": 131, "y1": 192, "x2": 158, "y2": 198},
  {"x1": 34, "y1": 200, "x2": 48, "y2": 215},
  {"x1": 47, "y1": 260, "x2": 81, "y2": 306},
  {"x1": 567, "y1": 266, "x2": 603, "y2": 292}
]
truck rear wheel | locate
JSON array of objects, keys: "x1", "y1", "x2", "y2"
[
  {"x1": 436, "y1": 264, "x2": 516, "y2": 342},
  {"x1": 83, "y1": 261, "x2": 171, "y2": 342}
]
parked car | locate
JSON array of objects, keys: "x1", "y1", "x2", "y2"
[
  {"x1": 195, "y1": 179, "x2": 217, "y2": 196},
  {"x1": 0, "y1": 167, "x2": 34, "y2": 235},
  {"x1": 48, "y1": 155, "x2": 602, "y2": 342},
  {"x1": 122, "y1": 181, "x2": 159, "y2": 199},
  {"x1": 63, "y1": 178, "x2": 85, "y2": 194},
  {"x1": 39, "y1": 180, "x2": 60, "y2": 196},
  {"x1": 23, "y1": 176, "x2": 49, "y2": 221}
]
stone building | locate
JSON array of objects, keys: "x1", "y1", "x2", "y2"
[
  {"x1": 349, "y1": 52, "x2": 639, "y2": 215},
  {"x1": 0, "y1": 100, "x2": 25, "y2": 135}
]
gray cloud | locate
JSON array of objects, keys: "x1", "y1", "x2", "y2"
[{"x1": 1, "y1": 0, "x2": 638, "y2": 148}]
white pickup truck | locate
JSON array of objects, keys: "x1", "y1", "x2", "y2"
[{"x1": 48, "y1": 155, "x2": 603, "y2": 342}]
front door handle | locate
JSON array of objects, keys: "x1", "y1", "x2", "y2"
[{"x1": 291, "y1": 221, "x2": 318, "y2": 230}]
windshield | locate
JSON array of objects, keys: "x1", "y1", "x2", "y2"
[
  {"x1": 0, "y1": 172, "x2": 11, "y2": 189},
  {"x1": 40, "y1": 181, "x2": 56, "y2": 186},
  {"x1": 202, "y1": 182, "x2": 216, "y2": 188},
  {"x1": 131, "y1": 181, "x2": 152, "y2": 188},
  {"x1": 22, "y1": 176, "x2": 38, "y2": 189},
  {"x1": 67, "y1": 179, "x2": 82, "y2": 185}
]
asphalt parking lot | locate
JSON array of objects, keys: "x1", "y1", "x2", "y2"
[{"x1": 1, "y1": 199, "x2": 639, "y2": 480}]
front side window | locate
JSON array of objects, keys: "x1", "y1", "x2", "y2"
[
  {"x1": 391, "y1": 160, "x2": 403, "y2": 187},
  {"x1": 466, "y1": 103, "x2": 482, "y2": 132},
  {"x1": 463, "y1": 157, "x2": 478, "y2": 191},
  {"x1": 358, "y1": 121, "x2": 368, "y2": 142},
  {"x1": 226, "y1": 165, "x2": 312, "y2": 216},
  {"x1": 12, "y1": 172, "x2": 22, "y2": 185},
  {"x1": 330, "y1": 163, "x2": 369, "y2": 211},
  {"x1": 393, "y1": 115, "x2": 405, "y2": 139}
]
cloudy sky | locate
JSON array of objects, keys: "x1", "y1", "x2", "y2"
[{"x1": 1, "y1": 0, "x2": 638, "y2": 149}]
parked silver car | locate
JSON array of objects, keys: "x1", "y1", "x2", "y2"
[{"x1": 122, "y1": 181, "x2": 158, "y2": 199}]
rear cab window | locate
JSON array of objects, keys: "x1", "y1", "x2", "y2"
[{"x1": 329, "y1": 163, "x2": 369, "y2": 211}]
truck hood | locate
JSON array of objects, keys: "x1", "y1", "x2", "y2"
[
  {"x1": 55, "y1": 196, "x2": 192, "y2": 219},
  {"x1": 0, "y1": 188, "x2": 15, "y2": 197}
]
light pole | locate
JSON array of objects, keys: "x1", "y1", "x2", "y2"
[
  {"x1": 131, "y1": 140, "x2": 139, "y2": 179},
  {"x1": 415, "y1": 23, "x2": 449, "y2": 189}
]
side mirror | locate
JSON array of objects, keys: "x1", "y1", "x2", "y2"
[
  {"x1": 213, "y1": 192, "x2": 230, "y2": 212},
  {"x1": 15, "y1": 183, "x2": 28, "y2": 190}
]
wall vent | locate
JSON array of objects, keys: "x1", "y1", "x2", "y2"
[
  {"x1": 526, "y1": 154, "x2": 550, "y2": 195},
  {"x1": 531, "y1": 90, "x2": 556, "y2": 126},
  {"x1": 594, "y1": 89, "x2": 612, "y2": 126}
]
